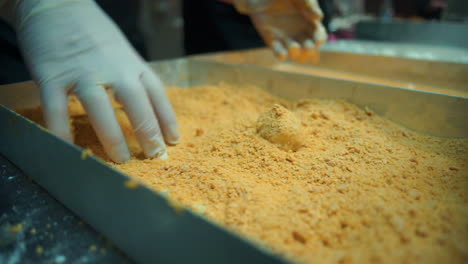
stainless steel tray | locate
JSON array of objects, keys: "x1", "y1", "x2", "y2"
[
  {"x1": 0, "y1": 58, "x2": 467, "y2": 264},
  {"x1": 199, "y1": 48, "x2": 468, "y2": 97}
]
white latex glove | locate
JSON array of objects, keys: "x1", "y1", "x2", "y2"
[
  {"x1": 234, "y1": 0, "x2": 327, "y2": 63},
  {"x1": 11, "y1": 0, "x2": 180, "y2": 163}
]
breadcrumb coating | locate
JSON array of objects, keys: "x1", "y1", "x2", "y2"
[{"x1": 19, "y1": 84, "x2": 468, "y2": 264}]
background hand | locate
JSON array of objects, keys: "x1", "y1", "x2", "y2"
[{"x1": 234, "y1": 0, "x2": 327, "y2": 63}]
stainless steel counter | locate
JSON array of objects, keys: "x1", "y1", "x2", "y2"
[{"x1": 0, "y1": 155, "x2": 131, "y2": 264}]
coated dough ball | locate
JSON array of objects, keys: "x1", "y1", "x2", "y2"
[{"x1": 256, "y1": 104, "x2": 304, "y2": 151}]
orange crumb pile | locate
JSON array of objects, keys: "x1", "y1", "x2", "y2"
[{"x1": 20, "y1": 84, "x2": 468, "y2": 263}]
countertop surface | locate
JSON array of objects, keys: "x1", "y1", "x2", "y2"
[{"x1": 0, "y1": 155, "x2": 132, "y2": 264}]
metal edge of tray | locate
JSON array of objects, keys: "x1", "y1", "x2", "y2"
[
  {"x1": 196, "y1": 48, "x2": 468, "y2": 97},
  {"x1": 0, "y1": 61, "x2": 286, "y2": 264},
  {"x1": 151, "y1": 57, "x2": 467, "y2": 138}
]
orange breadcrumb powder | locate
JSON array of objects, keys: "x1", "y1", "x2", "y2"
[
  {"x1": 20, "y1": 84, "x2": 468, "y2": 264},
  {"x1": 124, "y1": 179, "x2": 140, "y2": 189}
]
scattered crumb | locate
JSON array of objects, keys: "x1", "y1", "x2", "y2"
[
  {"x1": 36, "y1": 246, "x2": 44, "y2": 255},
  {"x1": 124, "y1": 179, "x2": 140, "y2": 189},
  {"x1": 159, "y1": 189, "x2": 170, "y2": 197},
  {"x1": 167, "y1": 197, "x2": 184, "y2": 215},
  {"x1": 81, "y1": 148, "x2": 94, "y2": 160},
  {"x1": 195, "y1": 128, "x2": 204, "y2": 136},
  {"x1": 9, "y1": 223, "x2": 23, "y2": 233},
  {"x1": 89, "y1": 245, "x2": 97, "y2": 252},
  {"x1": 292, "y1": 231, "x2": 307, "y2": 244}
]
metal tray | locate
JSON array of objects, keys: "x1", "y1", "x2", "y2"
[
  {"x1": 199, "y1": 47, "x2": 468, "y2": 97},
  {"x1": 0, "y1": 58, "x2": 467, "y2": 264}
]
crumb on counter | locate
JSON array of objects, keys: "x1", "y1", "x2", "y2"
[
  {"x1": 124, "y1": 180, "x2": 140, "y2": 189},
  {"x1": 89, "y1": 245, "x2": 97, "y2": 252},
  {"x1": 81, "y1": 148, "x2": 94, "y2": 160},
  {"x1": 9, "y1": 223, "x2": 23, "y2": 233},
  {"x1": 36, "y1": 246, "x2": 44, "y2": 255}
]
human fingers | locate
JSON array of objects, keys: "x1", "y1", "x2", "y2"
[
  {"x1": 140, "y1": 69, "x2": 180, "y2": 146},
  {"x1": 114, "y1": 78, "x2": 167, "y2": 160},
  {"x1": 40, "y1": 82, "x2": 73, "y2": 142},
  {"x1": 75, "y1": 81, "x2": 130, "y2": 163}
]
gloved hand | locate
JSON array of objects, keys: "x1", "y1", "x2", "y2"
[
  {"x1": 234, "y1": 0, "x2": 327, "y2": 63},
  {"x1": 11, "y1": 0, "x2": 179, "y2": 163}
]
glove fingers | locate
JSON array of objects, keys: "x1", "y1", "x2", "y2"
[
  {"x1": 312, "y1": 20, "x2": 328, "y2": 46},
  {"x1": 303, "y1": 39, "x2": 320, "y2": 64},
  {"x1": 115, "y1": 78, "x2": 167, "y2": 160},
  {"x1": 251, "y1": 15, "x2": 276, "y2": 46},
  {"x1": 75, "y1": 82, "x2": 130, "y2": 163},
  {"x1": 286, "y1": 39, "x2": 302, "y2": 61},
  {"x1": 40, "y1": 83, "x2": 73, "y2": 142},
  {"x1": 291, "y1": 0, "x2": 327, "y2": 46},
  {"x1": 291, "y1": 0, "x2": 323, "y2": 22},
  {"x1": 274, "y1": 38, "x2": 312, "y2": 62},
  {"x1": 253, "y1": 15, "x2": 314, "y2": 61},
  {"x1": 141, "y1": 69, "x2": 180, "y2": 146},
  {"x1": 251, "y1": 16, "x2": 288, "y2": 60},
  {"x1": 283, "y1": 39, "x2": 319, "y2": 63},
  {"x1": 272, "y1": 40, "x2": 288, "y2": 60}
]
